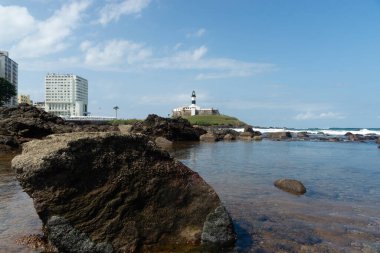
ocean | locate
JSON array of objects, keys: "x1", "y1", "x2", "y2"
[
  {"x1": 234, "y1": 127, "x2": 380, "y2": 136},
  {"x1": 1, "y1": 138, "x2": 380, "y2": 252}
]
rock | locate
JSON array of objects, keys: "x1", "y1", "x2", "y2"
[
  {"x1": 154, "y1": 136, "x2": 173, "y2": 149},
  {"x1": 200, "y1": 133, "x2": 220, "y2": 142},
  {"x1": 376, "y1": 137, "x2": 380, "y2": 144},
  {"x1": 267, "y1": 132, "x2": 292, "y2": 140},
  {"x1": 118, "y1": 124, "x2": 133, "y2": 134},
  {"x1": 253, "y1": 136, "x2": 263, "y2": 141},
  {"x1": 297, "y1": 132, "x2": 309, "y2": 138},
  {"x1": 201, "y1": 206, "x2": 236, "y2": 246},
  {"x1": 274, "y1": 179, "x2": 306, "y2": 195},
  {"x1": 239, "y1": 132, "x2": 253, "y2": 141},
  {"x1": 223, "y1": 133, "x2": 236, "y2": 141},
  {"x1": 12, "y1": 132, "x2": 235, "y2": 252},
  {"x1": 131, "y1": 114, "x2": 206, "y2": 141},
  {"x1": 345, "y1": 132, "x2": 363, "y2": 142},
  {"x1": 0, "y1": 104, "x2": 117, "y2": 150},
  {"x1": 243, "y1": 126, "x2": 254, "y2": 133},
  {"x1": 47, "y1": 216, "x2": 113, "y2": 253}
]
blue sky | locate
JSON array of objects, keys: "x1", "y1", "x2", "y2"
[{"x1": 1, "y1": 0, "x2": 380, "y2": 128}]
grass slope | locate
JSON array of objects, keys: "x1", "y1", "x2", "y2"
[{"x1": 182, "y1": 114, "x2": 247, "y2": 127}]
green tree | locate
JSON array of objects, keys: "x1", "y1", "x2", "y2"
[{"x1": 0, "y1": 77, "x2": 16, "y2": 106}]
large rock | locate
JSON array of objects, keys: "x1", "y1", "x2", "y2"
[
  {"x1": 131, "y1": 114, "x2": 206, "y2": 141},
  {"x1": 267, "y1": 131, "x2": 292, "y2": 140},
  {"x1": 12, "y1": 132, "x2": 235, "y2": 252},
  {"x1": 274, "y1": 179, "x2": 307, "y2": 195},
  {"x1": 200, "y1": 133, "x2": 220, "y2": 142},
  {"x1": 0, "y1": 104, "x2": 117, "y2": 149}
]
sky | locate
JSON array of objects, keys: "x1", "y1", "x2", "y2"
[{"x1": 1, "y1": 0, "x2": 380, "y2": 128}]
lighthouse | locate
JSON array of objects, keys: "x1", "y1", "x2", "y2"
[
  {"x1": 190, "y1": 90, "x2": 197, "y2": 116},
  {"x1": 172, "y1": 90, "x2": 220, "y2": 117},
  {"x1": 191, "y1": 90, "x2": 196, "y2": 105}
]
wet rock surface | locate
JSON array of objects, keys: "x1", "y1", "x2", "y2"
[
  {"x1": 131, "y1": 114, "x2": 206, "y2": 141},
  {"x1": 12, "y1": 132, "x2": 235, "y2": 252}
]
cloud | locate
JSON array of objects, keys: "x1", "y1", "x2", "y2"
[
  {"x1": 0, "y1": 5, "x2": 36, "y2": 44},
  {"x1": 11, "y1": 0, "x2": 91, "y2": 59},
  {"x1": 75, "y1": 42, "x2": 275, "y2": 79},
  {"x1": 142, "y1": 45, "x2": 275, "y2": 78},
  {"x1": 187, "y1": 28, "x2": 206, "y2": 38},
  {"x1": 98, "y1": 0, "x2": 151, "y2": 25},
  {"x1": 80, "y1": 39, "x2": 152, "y2": 67},
  {"x1": 294, "y1": 111, "x2": 346, "y2": 120}
]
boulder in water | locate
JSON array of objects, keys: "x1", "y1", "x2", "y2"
[
  {"x1": 274, "y1": 179, "x2": 306, "y2": 195},
  {"x1": 12, "y1": 132, "x2": 235, "y2": 252},
  {"x1": 131, "y1": 114, "x2": 206, "y2": 141}
]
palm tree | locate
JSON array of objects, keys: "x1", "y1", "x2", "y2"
[{"x1": 113, "y1": 106, "x2": 119, "y2": 119}]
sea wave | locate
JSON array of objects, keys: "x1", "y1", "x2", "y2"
[{"x1": 233, "y1": 127, "x2": 380, "y2": 136}]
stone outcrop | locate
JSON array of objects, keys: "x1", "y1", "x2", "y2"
[
  {"x1": 0, "y1": 104, "x2": 117, "y2": 149},
  {"x1": 200, "y1": 133, "x2": 220, "y2": 142},
  {"x1": 274, "y1": 179, "x2": 306, "y2": 195},
  {"x1": 266, "y1": 131, "x2": 292, "y2": 140},
  {"x1": 12, "y1": 132, "x2": 235, "y2": 252},
  {"x1": 239, "y1": 132, "x2": 253, "y2": 141},
  {"x1": 154, "y1": 136, "x2": 173, "y2": 150},
  {"x1": 131, "y1": 114, "x2": 206, "y2": 141}
]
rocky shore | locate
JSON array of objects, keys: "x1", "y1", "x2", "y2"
[
  {"x1": 12, "y1": 132, "x2": 235, "y2": 252},
  {"x1": 3, "y1": 106, "x2": 234, "y2": 252}
]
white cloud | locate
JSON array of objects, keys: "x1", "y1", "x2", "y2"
[
  {"x1": 11, "y1": 0, "x2": 91, "y2": 59},
  {"x1": 0, "y1": 5, "x2": 36, "y2": 44},
  {"x1": 76, "y1": 42, "x2": 274, "y2": 79},
  {"x1": 187, "y1": 28, "x2": 206, "y2": 38},
  {"x1": 294, "y1": 111, "x2": 346, "y2": 120},
  {"x1": 80, "y1": 39, "x2": 152, "y2": 67},
  {"x1": 98, "y1": 0, "x2": 151, "y2": 25}
]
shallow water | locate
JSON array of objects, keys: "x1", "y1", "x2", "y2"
[
  {"x1": 171, "y1": 140, "x2": 380, "y2": 252},
  {"x1": 1, "y1": 140, "x2": 380, "y2": 252},
  {"x1": 0, "y1": 153, "x2": 42, "y2": 253}
]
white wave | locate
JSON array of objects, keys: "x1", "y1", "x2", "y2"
[{"x1": 232, "y1": 128, "x2": 380, "y2": 136}]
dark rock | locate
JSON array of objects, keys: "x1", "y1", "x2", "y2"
[
  {"x1": 377, "y1": 138, "x2": 380, "y2": 144},
  {"x1": 239, "y1": 132, "x2": 253, "y2": 141},
  {"x1": 345, "y1": 132, "x2": 363, "y2": 142},
  {"x1": 274, "y1": 179, "x2": 306, "y2": 195},
  {"x1": 131, "y1": 114, "x2": 206, "y2": 141},
  {"x1": 47, "y1": 216, "x2": 113, "y2": 253},
  {"x1": 0, "y1": 104, "x2": 117, "y2": 150},
  {"x1": 154, "y1": 136, "x2": 173, "y2": 149},
  {"x1": 297, "y1": 132, "x2": 309, "y2": 138},
  {"x1": 244, "y1": 126, "x2": 254, "y2": 133},
  {"x1": 200, "y1": 133, "x2": 220, "y2": 142},
  {"x1": 12, "y1": 132, "x2": 235, "y2": 252},
  {"x1": 223, "y1": 133, "x2": 236, "y2": 141},
  {"x1": 267, "y1": 132, "x2": 292, "y2": 140},
  {"x1": 201, "y1": 206, "x2": 236, "y2": 246}
]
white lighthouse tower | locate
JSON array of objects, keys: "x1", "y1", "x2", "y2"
[{"x1": 190, "y1": 90, "x2": 197, "y2": 115}]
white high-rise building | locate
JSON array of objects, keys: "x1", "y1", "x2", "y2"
[
  {"x1": 45, "y1": 73, "x2": 88, "y2": 117},
  {"x1": 0, "y1": 51, "x2": 18, "y2": 107}
]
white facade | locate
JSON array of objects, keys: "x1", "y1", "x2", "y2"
[
  {"x1": 172, "y1": 91, "x2": 220, "y2": 117},
  {"x1": 0, "y1": 51, "x2": 18, "y2": 107},
  {"x1": 45, "y1": 73, "x2": 88, "y2": 117}
]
